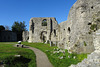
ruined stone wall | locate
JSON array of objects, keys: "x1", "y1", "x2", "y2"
[
  {"x1": 28, "y1": 17, "x2": 58, "y2": 43},
  {"x1": 22, "y1": 31, "x2": 29, "y2": 42},
  {"x1": 28, "y1": 0, "x2": 100, "y2": 53},
  {"x1": 58, "y1": 0, "x2": 100, "y2": 53},
  {"x1": 57, "y1": 21, "x2": 67, "y2": 49},
  {"x1": 70, "y1": 29, "x2": 100, "y2": 67}
]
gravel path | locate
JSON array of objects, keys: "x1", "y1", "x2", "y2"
[{"x1": 28, "y1": 47, "x2": 53, "y2": 67}]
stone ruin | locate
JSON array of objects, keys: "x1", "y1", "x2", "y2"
[
  {"x1": 70, "y1": 29, "x2": 100, "y2": 67},
  {"x1": 23, "y1": 0, "x2": 100, "y2": 54},
  {"x1": 28, "y1": 17, "x2": 59, "y2": 44}
]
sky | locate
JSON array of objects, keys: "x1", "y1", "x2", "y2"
[{"x1": 0, "y1": 0, "x2": 77, "y2": 30}]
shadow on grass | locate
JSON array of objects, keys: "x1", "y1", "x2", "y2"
[{"x1": 4, "y1": 56, "x2": 31, "y2": 67}]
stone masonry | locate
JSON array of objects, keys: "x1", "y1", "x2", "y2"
[
  {"x1": 22, "y1": 0, "x2": 100, "y2": 66},
  {"x1": 28, "y1": 17, "x2": 58, "y2": 43},
  {"x1": 70, "y1": 29, "x2": 100, "y2": 67},
  {"x1": 58, "y1": 0, "x2": 100, "y2": 53},
  {"x1": 23, "y1": 0, "x2": 100, "y2": 54},
  {"x1": 22, "y1": 31, "x2": 29, "y2": 42}
]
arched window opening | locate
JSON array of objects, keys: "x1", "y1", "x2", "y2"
[
  {"x1": 40, "y1": 31, "x2": 47, "y2": 43},
  {"x1": 42, "y1": 19, "x2": 47, "y2": 26}
]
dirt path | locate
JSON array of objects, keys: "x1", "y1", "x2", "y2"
[{"x1": 28, "y1": 47, "x2": 53, "y2": 67}]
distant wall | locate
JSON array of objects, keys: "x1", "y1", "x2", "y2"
[{"x1": 0, "y1": 30, "x2": 17, "y2": 42}]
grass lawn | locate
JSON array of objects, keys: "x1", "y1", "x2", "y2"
[
  {"x1": 22, "y1": 42, "x2": 87, "y2": 67},
  {"x1": 0, "y1": 42, "x2": 36, "y2": 67}
]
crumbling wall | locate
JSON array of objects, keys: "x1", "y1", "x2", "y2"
[
  {"x1": 28, "y1": 17, "x2": 58, "y2": 43},
  {"x1": 70, "y1": 29, "x2": 100, "y2": 67},
  {"x1": 22, "y1": 31, "x2": 29, "y2": 42},
  {"x1": 28, "y1": 0, "x2": 100, "y2": 53},
  {"x1": 59, "y1": 0, "x2": 100, "y2": 53}
]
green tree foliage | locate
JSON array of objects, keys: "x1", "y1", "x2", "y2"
[
  {"x1": 12, "y1": 21, "x2": 27, "y2": 41},
  {"x1": 0, "y1": 25, "x2": 5, "y2": 31},
  {"x1": 42, "y1": 19, "x2": 47, "y2": 26},
  {"x1": 12, "y1": 21, "x2": 27, "y2": 32},
  {"x1": 42, "y1": 21, "x2": 47, "y2": 26}
]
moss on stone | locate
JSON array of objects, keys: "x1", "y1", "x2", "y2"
[
  {"x1": 75, "y1": 44, "x2": 78, "y2": 47},
  {"x1": 84, "y1": 41, "x2": 87, "y2": 46},
  {"x1": 90, "y1": 24, "x2": 97, "y2": 30},
  {"x1": 88, "y1": 30, "x2": 92, "y2": 34}
]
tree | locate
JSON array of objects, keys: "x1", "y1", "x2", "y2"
[
  {"x1": 0, "y1": 25, "x2": 5, "y2": 31},
  {"x1": 12, "y1": 21, "x2": 27, "y2": 32},
  {"x1": 12, "y1": 21, "x2": 27, "y2": 41}
]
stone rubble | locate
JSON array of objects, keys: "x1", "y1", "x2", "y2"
[{"x1": 70, "y1": 29, "x2": 100, "y2": 67}]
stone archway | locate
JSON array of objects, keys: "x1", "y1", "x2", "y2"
[{"x1": 40, "y1": 31, "x2": 47, "y2": 43}]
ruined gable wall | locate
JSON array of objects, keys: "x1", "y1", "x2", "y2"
[{"x1": 28, "y1": 17, "x2": 59, "y2": 43}]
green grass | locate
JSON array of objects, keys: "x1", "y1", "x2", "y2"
[
  {"x1": 0, "y1": 42, "x2": 36, "y2": 67},
  {"x1": 22, "y1": 42, "x2": 87, "y2": 67}
]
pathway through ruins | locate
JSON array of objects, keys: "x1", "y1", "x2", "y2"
[{"x1": 28, "y1": 47, "x2": 53, "y2": 67}]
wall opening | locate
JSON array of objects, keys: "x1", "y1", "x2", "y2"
[
  {"x1": 50, "y1": 19, "x2": 53, "y2": 33},
  {"x1": 91, "y1": 6, "x2": 93, "y2": 9},
  {"x1": 31, "y1": 20, "x2": 34, "y2": 33},
  {"x1": 42, "y1": 19, "x2": 47, "y2": 26},
  {"x1": 54, "y1": 29, "x2": 56, "y2": 37},
  {"x1": 88, "y1": 23, "x2": 91, "y2": 25},
  {"x1": 40, "y1": 31, "x2": 47, "y2": 43},
  {"x1": 68, "y1": 27, "x2": 71, "y2": 33}
]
